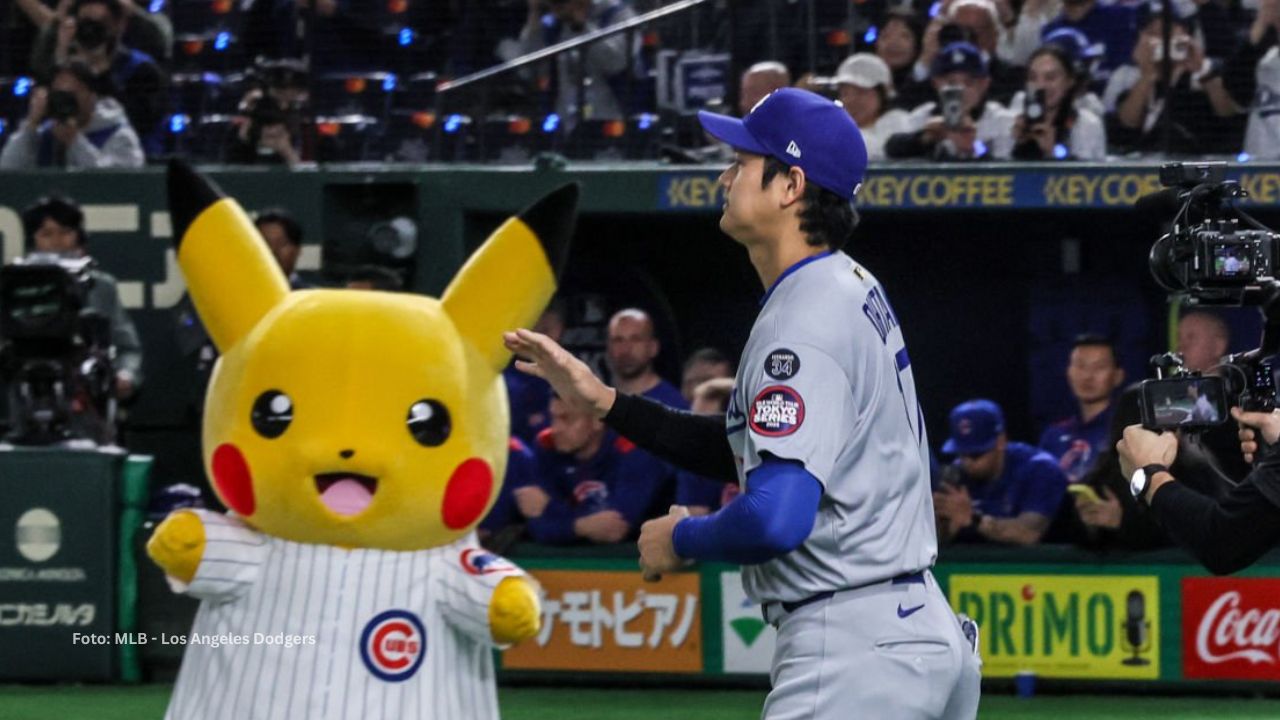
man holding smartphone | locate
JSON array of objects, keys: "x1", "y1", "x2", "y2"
[{"x1": 885, "y1": 41, "x2": 1016, "y2": 160}]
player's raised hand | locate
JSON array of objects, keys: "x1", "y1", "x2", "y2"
[{"x1": 503, "y1": 328, "x2": 617, "y2": 418}]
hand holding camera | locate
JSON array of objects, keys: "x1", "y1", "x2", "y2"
[
  {"x1": 25, "y1": 87, "x2": 49, "y2": 126},
  {"x1": 1233, "y1": 407, "x2": 1280, "y2": 462},
  {"x1": 1116, "y1": 424, "x2": 1178, "y2": 484}
]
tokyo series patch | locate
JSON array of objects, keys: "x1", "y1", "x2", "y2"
[{"x1": 749, "y1": 386, "x2": 805, "y2": 437}]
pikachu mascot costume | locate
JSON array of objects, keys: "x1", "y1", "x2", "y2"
[{"x1": 147, "y1": 160, "x2": 577, "y2": 720}]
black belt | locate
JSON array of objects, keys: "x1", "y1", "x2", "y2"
[{"x1": 775, "y1": 570, "x2": 927, "y2": 615}]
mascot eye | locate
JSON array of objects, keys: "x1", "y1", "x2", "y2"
[
  {"x1": 407, "y1": 399, "x2": 451, "y2": 447},
  {"x1": 251, "y1": 390, "x2": 293, "y2": 438}
]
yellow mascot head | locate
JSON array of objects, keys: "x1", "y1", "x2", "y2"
[{"x1": 167, "y1": 160, "x2": 577, "y2": 551}]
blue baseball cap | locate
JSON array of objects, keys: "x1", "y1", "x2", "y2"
[
  {"x1": 697, "y1": 87, "x2": 868, "y2": 200},
  {"x1": 1041, "y1": 27, "x2": 1103, "y2": 64},
  {"x1": 941, "y1": 399, "x2": 1005, "y2": 456},
  {"x1": 931, "y1": 41, "x2": 988, "y2": 78}
]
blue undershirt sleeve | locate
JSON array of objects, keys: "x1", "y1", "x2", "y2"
[{"x1": 671, "y1": 458, "x2": 821, "y2": 565}]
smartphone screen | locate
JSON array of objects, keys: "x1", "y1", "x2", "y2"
[{"x1": 1140, "y1": 376, "x2": 1228, "y2": 430}]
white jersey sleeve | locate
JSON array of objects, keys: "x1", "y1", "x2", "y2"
[
  {"x1": 438, "y1": 545, "x2": 527, "y2": 646},
  {"x1": 180, "y1": 509, "x2": 268, "y2": 603},
  {"x1": 740, "y1": 342, "x2": 858, "y2": 487}
]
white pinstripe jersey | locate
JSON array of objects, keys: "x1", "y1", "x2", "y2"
[{"x1": 164, "y1": 510, "x2": 523, "y2": 720}]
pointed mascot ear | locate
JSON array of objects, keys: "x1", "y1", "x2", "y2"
[
  {"x1": 442, "y1": 183, "x2": 578, "y2": 373},
  {"x1": 167, "y1": 158, "x2": 291, "y2": 352}
]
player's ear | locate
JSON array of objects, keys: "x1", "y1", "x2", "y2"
[
  {"x1": 442, "y1": 183, "x2": 578, "y2": 374},
  {"x1": 167, "y1": 159, "x2": 289, "y2": 352}
]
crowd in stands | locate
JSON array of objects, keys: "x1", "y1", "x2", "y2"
[{"x1": 3, "y1": 0, "x2": 1280, "y2": 165}]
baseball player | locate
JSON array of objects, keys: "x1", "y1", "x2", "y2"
[{"x1": 504, "y1": 88, "x2": 981, "y2": 719}]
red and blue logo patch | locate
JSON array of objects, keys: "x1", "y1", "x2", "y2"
[
  {"x1": 360, "y1": 609, "x2": 427, "y2": 682},
  {"x1": 749, "y1": 386, "x2": 805, "y2": 437},
  {"x1": 460, "y1": 548, "x2": 518, "y2": 576}
]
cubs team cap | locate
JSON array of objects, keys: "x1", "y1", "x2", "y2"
[
  {"x1": 941, "y1": 398, "x2": 1005, "y2": 456},
  {"x1": 931, "y1": 41, "x2": 988, "y2": 79},
  {"x1": 697, "y1": 87, "x2": 868, "y2": 200}
]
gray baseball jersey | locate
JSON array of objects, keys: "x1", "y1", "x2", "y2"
[
  {"x1": 725, "y1": 251, "x2": 938, "y2": 604},
  {"x1": 164, "y1": 510, "x2": 521, "y2": 720}
]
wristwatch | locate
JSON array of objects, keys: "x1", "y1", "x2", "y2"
[{"x1": 1130, "y1": 464, "x2": 1169, "y2": 504}]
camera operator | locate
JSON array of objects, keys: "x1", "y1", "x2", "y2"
[
  {"x1": 885, "y1": 41, "x2": 1016, "y2": 161},
  {"x1": 222, "y1": 61, "x2": 312, "y2": 167},
  {"x1": 0, "y1": 59, "x2": 143, "y2": 169},
  {"x1": 17, "y1": 194, "x2": 143, "y2": 401},
  {"x1": 1118, "y1": 410, "x2": 1280, "y2": 574}
]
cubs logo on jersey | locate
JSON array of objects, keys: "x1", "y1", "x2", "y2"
[
  {"x1": 460, "y1": 548, "x2": 518, "y2": 576},
  {"x1": 360, "y1": 609, "x2": 428, "y2": 682},
  {"x1": 749, "y1": 386, "x2": 805, "y2": 437}
]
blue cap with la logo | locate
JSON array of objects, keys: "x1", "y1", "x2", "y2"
[{"x1": 697, "y1": 87, "x2": 868, "y2": 201}]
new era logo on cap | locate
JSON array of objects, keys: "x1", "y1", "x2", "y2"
[{"x1": 786, "y1": 141, "x2": 801, "y2": 158}]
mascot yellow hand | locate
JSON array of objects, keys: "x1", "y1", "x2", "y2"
[
  {"x1": 489, "y1": 576, "x2": 542, "y2": 645},
  {"x1": 146, "y1": 510, "x2": 206, "y2": 584}
]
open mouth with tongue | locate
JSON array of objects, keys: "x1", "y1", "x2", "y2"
[{"x1": 315, "y1": 473, "x2": 379, "y2": 517}]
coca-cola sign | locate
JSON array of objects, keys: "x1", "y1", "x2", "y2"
[{"x1": 1183, "y1": 578, "x2": 1280, "y2": 679}]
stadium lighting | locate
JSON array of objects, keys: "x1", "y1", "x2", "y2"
[
  {"x1": 383, "y1": 74, "x2": 398, "y2": 92},
  {"x1": 214, "y1": 32, "x2": 230, "y2": 51},
  {"x1": 399, "y1": 28, "x2": 414, "y2": 46},
  {"x1": 542, "y1": 114, "x2": 560, "y2": 133},
  {"x1": 1237, "y1": 152, "x2": 1252, "y2": 163},
  {"x1": 169, "y1": 114, "x2": 190, "y2": 133},
  {"x1": 444, "y1": 114, "x2": 464, "y2": 133},
  {"x1": 1053, "y1": 143, "x2": 1068, "y2": 160},
  {"x1": 864, "y1": 26, "x2": 878, "y2": 44},
  {"x1": 14, "y1": 77, "x2": 32, "y2": 96}
]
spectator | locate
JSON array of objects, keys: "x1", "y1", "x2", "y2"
[
  {"x1": 478, "y1": 436, "x2": 540, "y2": 552},
  {"x1": 1039, "y1": 335, "x2": 1125, "y2": 484},
  {"x1": 505, "y1": 301, "x2": 565, "y2": 446},
  {"x1": 1041, "y1": 0, "x2": 1142, "y2": 85},
  {"x1": 676, "y1": 377, "x2": 739, "y2": 516},
  {"x1": 1236, "y1": 0, "x2": 1280, "y2": 159},
  {"x1": 834, "y1": 53, "x2": 911, "y2": 161},
  {"x1": 1, "y1": 60, "x2": 143, "y2": 168},
  {"x1": 223, "y1": 90, "x2": 307, "y2": 168},
  {"x1": 1103, "y1": 11, "x2": 1244, "y2": 155},
  {"x1": 1010, "y1": 43, "x2": 1106, "y2": 159},
  {"x1": 944, "y1": 0, "x2": 1025, "y2": 102},
  {"x1": 343, "y1": 265, "x2": 404, "y2": 291},
  {"x1": 605, "y1": 308, "x2": 686, "y2": 408},
  {"x1": 885, "y1": 41, "x2": 1017, "y2": 160},
  {"x1": 739, "y1": 61, "x2": 791, "y2": 116},
  {"x1": 933, "y1": 399, "x2": 1068, "y2": 545},
  {"x1": 876, "y1": 9, "x2": 931, "y2": 110},
  {"x1": 517, "y1": 0, "x2": 638, "y2": 129},
  {"x1": 20, "y1": 0, "x2": 171, "y2": 72},
  {"x1": 518, "y1": 395, "x2": 672, "y2": 545},
  {"x1": 256, "y1": 208, "x2": 309, "y2": 289},
  {"x1": 33, "y1": 0, "x2": 167, "y2": 152},
  {"x1": 1039, "y1": 26, "x2": 1107, "y2": 111},
  {"x1": 680, "y1": 346, "x2": 733, "y2": 403},
  {"x1": 20, "y1": 194, "x2": 143, "y2": 401},
  {"x1": 1178, "y1": 309, "x2": 1228, "y2": 373}
]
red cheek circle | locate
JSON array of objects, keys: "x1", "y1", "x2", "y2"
[
  {"x1": 212, "y1": 443, "x2": 256, "y2": 516},
  {"x1": 441, "y1": 458, "x2": 493, "y2": 530}
]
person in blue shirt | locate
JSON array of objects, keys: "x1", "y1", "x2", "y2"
[
  {"x1": 519, "y1": 395, "x2": 672, "y2": 545},
  {"x1": 605, "y1": 308, "x2": 685, "y2": 408},
  {"x1": 477, "y1": 437, "x2": 540, "y2": 547},
  {"x1": 934, "y1": 399, "x2": 1068, "y2": 545},
  {"x1": 1039, "y1": 334, "x2": 1125, "y2": 484},
  {"x1": 504, "y1": 301, "x2": 566, "y2": 445}
]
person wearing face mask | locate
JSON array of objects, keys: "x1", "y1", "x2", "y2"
[
  {"x1": 1010, "y1": 43, "x2": 1106, "y2": 160},
  {"x1": 0, "y1": 59, "x2": 143, "y2": 168},
  {"x1": 29, "y1": 0, "x2": 167, "y2": 155}
]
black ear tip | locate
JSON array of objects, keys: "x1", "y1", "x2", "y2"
[
  {"x1": 518, "y1": 183, "x2": 579, "y2": 277},
  {"x1": 167, "y1": 159, "x2": 225, "y2": 250}
]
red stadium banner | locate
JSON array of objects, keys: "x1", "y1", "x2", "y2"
[{"x1": 1182, "y1": 578, "x2": 1280, "y2": 680}]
